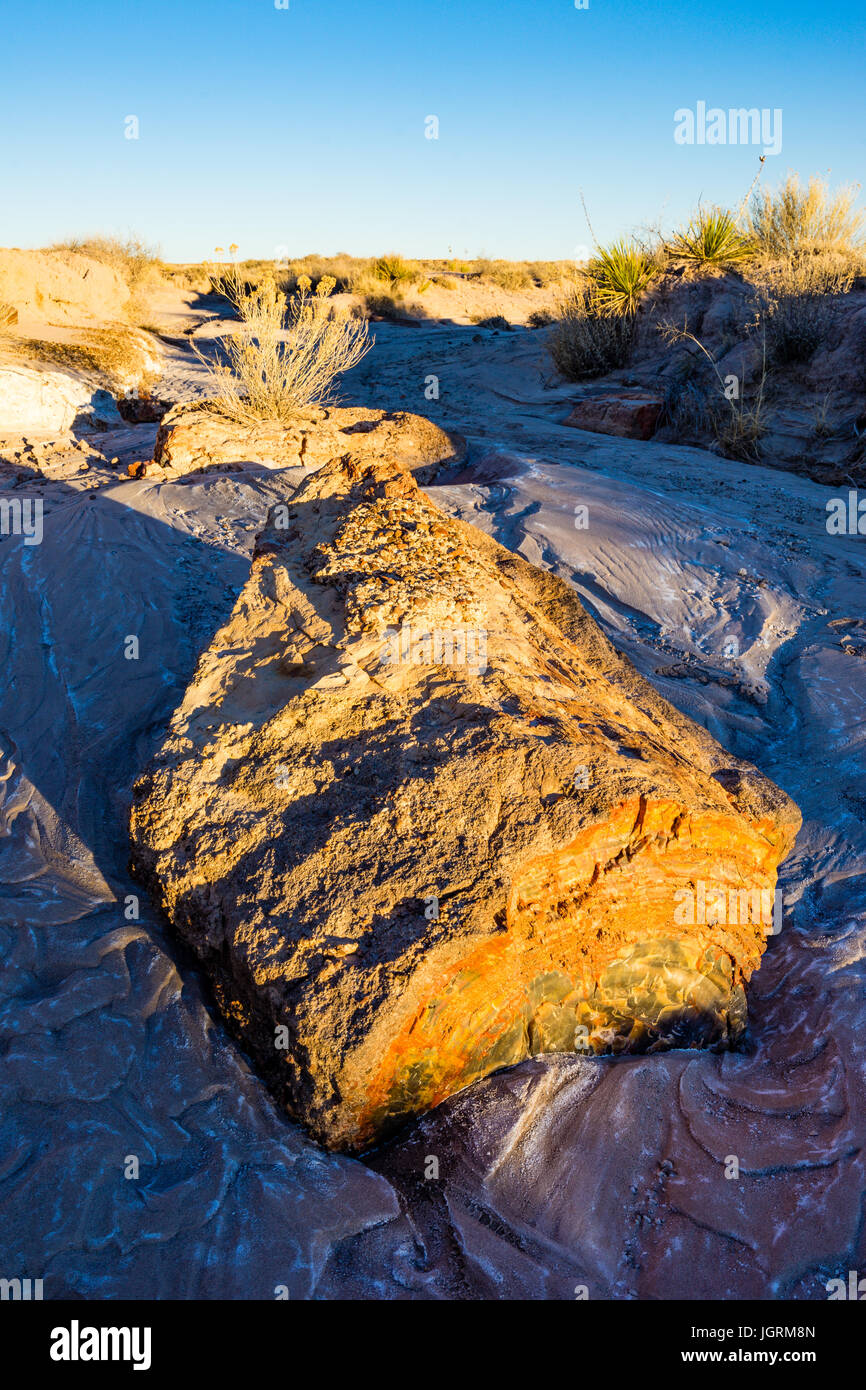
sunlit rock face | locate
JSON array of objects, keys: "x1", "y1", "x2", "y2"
[
  {"x1": 152, "y1": 402, "x2": 465, "y2": 481},
  {"x1": 129, "y1": 448, "x2": 801, "y2": 1153}
]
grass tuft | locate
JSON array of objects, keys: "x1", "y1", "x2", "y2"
[{"x1": 749, "y1": 174, "x2": 865, "y2": 260}]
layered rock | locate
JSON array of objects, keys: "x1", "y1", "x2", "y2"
[
  {"x1": 129, "y1": 448, "x2": 801, "y2": 1152},
  {"x1": 152, "y1": 402, "x2": 466, "y2": 481}
]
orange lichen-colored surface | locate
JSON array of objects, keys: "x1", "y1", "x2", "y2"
[{"x1": 349, "y1": 797, "x2": 787, "y2": 1149}]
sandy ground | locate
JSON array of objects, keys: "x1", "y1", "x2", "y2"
[{"x1": 0, "y1": 308, "x2": 864, "y2": 1299}]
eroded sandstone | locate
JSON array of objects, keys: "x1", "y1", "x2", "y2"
[{"x1": 129, "y1": 447, "x2": 801, "y2": 1152}]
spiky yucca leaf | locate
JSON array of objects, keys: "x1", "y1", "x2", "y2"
[
  {"x1": 588, "y1": 241, "x2": 655, "y2": 315},
  {"x1": 670, "y1": 207, "x2": 755, "y2": 267}
]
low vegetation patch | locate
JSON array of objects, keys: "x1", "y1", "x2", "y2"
[
  {"x1": 753, "y1": 253, "x2": 855, "y2": 365},
  {"x1": 371, "y1": 254, "x2": 418, "y2": 290},
  {"x1": 470, "y1": 313, "x2": 512, "y2": 330},
  {"x1": 0, "y1": 326, "x2": 160, "y2": 393},
  {"x1": 194, "y1": 268, "x2": 371, "y2": 423},
  {"x1": 659, "y1": 320, "x2": 769, "y2": 462},
  {"x1": 749, "y1": 173, "x2": 865, "y2": 261},
  {"x1": 550, "y1": 286, "x2": 637, "y2": 378}
]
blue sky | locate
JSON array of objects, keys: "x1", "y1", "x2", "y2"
[{"x1": 1, "y1": 0, "x2": 863, "y2": 262}]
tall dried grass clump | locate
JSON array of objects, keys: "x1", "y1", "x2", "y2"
[
  {"x1": 371, "y1": 254, "x2": 418, "y2": 289},
  {"x1": 195, "y1": 268, "x2": 371, "y2": 423},
  {"x1": 549, "y1": 285, "x2": 637, "y2": 378},
  {"x1": 749, "y1": 174, "x2": 865, "y2": 260}
]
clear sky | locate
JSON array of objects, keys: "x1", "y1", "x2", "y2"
[{"x1": 1, "y1": 0, "x2": 863, "y2": 262}]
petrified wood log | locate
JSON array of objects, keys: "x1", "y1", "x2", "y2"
[
  {"x1": 129, "y1": 450, "x2": 801, "y2": 1152},
  {"x1": 152, "y1": 402, "x2": 465, "y2": 480}
]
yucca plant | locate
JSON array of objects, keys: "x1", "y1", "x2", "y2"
[
  {"x1": 669, "y1": 206, "x2": 755, "y2": 268},
  {"x1": 587, "y1": 241, "x2": 655, "y2": 315}
]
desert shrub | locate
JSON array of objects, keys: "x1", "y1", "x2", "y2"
[
  {"x1": 661, "y1": 373, "x2": 715, "y2": 441},
  {"x1": 371, "y1": 254, "x2": 418, "y2": 289},
  {"x1": 754, "y1": 255, "x2": 853, "y2": 365},
  {"x1": 470, "y1": 314, "x2": 511, "y2": 330},
  {"x1": 549, "y1": 287, "x2": 637, "y2": 378},
  {"x1": 711, "y1": 399, "x2": 767, "y2": 460},
  {"x1": 749, "y1": 174, "x2": 865, "y2": 259},
  {"x1": 363, "y1": 292, "x2": 427, "y2": 321},
  {"x1": 432, "y1": 275, "x2": 457, "y2": 289},
  {"x1": 587, "y1": 241, "x2": 656, "y2": 314},
  {"x1": 195, "y1": 269, "x2": 371, "y2": 423},
  {"x1": 669, "y1": 206, "x2": 754, "y2": 268},
  {"x1": 52, "y1": 234, "x2": 163, "y2": 286},
  {"x1": 527, "y1": 309, "x2": 555, "y2": 328},
  {"x1": 659, "y1": 320, "x2": 768, "y2": 461},
  {"x1": 280, "y1": 255, "x2": 360, "y2": 294},
  {"x1": 760, "y1": 295, "x2": 832, "y2": 365}
]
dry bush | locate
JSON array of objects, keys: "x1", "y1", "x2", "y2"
[
  {"x1": 754, "y1": 255, "x2": 854, "y2": 365},
  {"x1": 549, "y1": 286, "x2": 637, "y2": 378},
  {"x1": 711, "y1": 389, "x2": 768, "y2": 461},
  {"x1": 749, "y1": 174, "x2": 865, "y2": 260},
  {"x1": 364, "y1": 292, "x2": 428, "y2": 321},
  {"x1": 470, "y1": 313, "x2": 511, "y2": 330},
  {"x1": 195, "y1": 269, "x2": 371, "y2": 423},
  {"x1": 659, "y1": 320, "x2": 768, "y2": 461}
]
